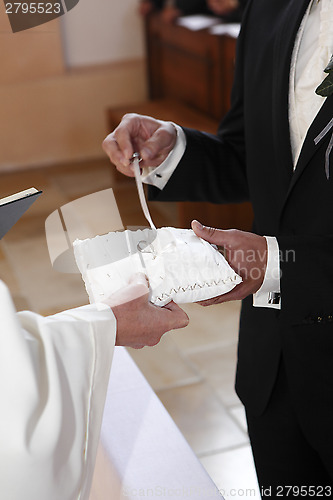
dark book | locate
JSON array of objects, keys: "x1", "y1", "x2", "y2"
[{"x1": 0, "y1": 188, "x2": 42, "y2": 239}]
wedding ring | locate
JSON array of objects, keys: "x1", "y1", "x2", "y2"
[{"x1": 130, "y1": 152, "x2": 143, "y2": 163}]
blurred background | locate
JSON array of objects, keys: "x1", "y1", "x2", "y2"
[
  {"x1": 0, "y1": 0, "x2": 259, "y2": 497},
  {"x1": 0, "y1": 1, "x2": 146, "y2": 169}
]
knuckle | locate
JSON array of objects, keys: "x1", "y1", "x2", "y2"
[
  {"x1": 102, "y1": 135, "x2": 113, "y2": 151},
  {"x1": 122, "y1": 112, "x2": 136, "y2": 122},
  {"x1": 102, "y1": 136, "x2": 109, "y2": 147},
  {"x1": 103, "y1": 135, "x2": 117, "y2": 152},
  {"x1": 205, "y1": 225, "x2": 216, "y2": 238}
]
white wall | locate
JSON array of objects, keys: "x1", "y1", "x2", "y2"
[
  {"x1": 61, "y1": 0, "x2": 146, "y2": 67},
  {"x1": 0, "y1": 0, "x2": 148, "y2": 170}
]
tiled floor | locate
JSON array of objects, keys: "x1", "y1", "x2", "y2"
[{"x1": 0, "y1": 159, "x2": 260, "y2": 498}]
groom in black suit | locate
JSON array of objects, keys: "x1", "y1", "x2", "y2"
[{"x1": 103, "y1": 0, "x2": 333, "y2": 494}]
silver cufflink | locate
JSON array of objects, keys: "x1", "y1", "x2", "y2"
[{"x1": 268, "y1": 292, "x2": 281, "y2": 305}]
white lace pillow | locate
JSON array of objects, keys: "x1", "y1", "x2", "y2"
[{"x1": 73, "y1": 227, "x2": 241, "y2": 306}]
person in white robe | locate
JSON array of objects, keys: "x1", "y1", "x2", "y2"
[{"x1": 0, "y1": 273, "x2": 188, "y2": 500}]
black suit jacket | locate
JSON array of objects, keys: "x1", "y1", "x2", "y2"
[{"x1": 149, "y1": 0, "x2": 333, "y2": 419}]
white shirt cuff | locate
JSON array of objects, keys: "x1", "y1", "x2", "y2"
[
  {"x1": 141, "y1": 124, "x2": 186, "y2": 189},
  {"x1": 253, "y1": 236, "x2": 281, "y2": 309}
]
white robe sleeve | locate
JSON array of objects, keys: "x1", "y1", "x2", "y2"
[{"x1": 0, "y1": 280, "x2": 116, "y2": 500}]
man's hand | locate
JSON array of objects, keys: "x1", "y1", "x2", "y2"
[
  {"x1": 102, "y1": 113, "x2": 177, "y2": 176},
  {"x1": 104, "y1": 273, "x2": 189, "y2": 349},
  {"x1": 191, "y1": 220, "x2": 267, "y2": 306}
]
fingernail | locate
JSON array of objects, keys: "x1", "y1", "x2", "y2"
[{"x1": 192, "y1": 220, "x2": 203, "y2": 230}]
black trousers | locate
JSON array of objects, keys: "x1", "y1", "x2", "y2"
[{"x1": 246, "y1": 359, "x2": 333, "y2": 499}]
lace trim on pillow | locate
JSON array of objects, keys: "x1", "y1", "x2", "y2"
[{"x1": 152, "y1": 275, "x2": 239, "y2": 303}]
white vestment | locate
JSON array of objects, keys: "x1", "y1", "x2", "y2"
[{"x1": 0, "y1": 280, "x2": 116, "y2": 500}]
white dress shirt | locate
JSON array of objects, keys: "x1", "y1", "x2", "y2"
[
  {"x1": 142, "y1": 0, "x2": 333, "y2": 310},
  {"x1": 0, "y1": 280, "x2": 116, "y2": 500}
]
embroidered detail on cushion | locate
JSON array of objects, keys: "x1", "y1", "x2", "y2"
[{"x1": 152, "y1": 276, "x2": 239, "y2": 303}]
